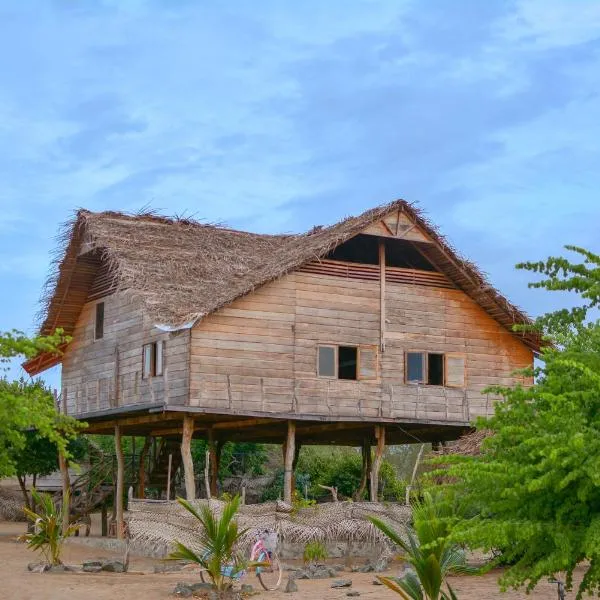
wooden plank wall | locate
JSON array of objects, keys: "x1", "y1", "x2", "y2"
[
  {"x1": 61, "y1": 291, "x2": 190, "y2": 416},
  {"x1": 189, "y1": 269, "x2": 533, "y2": 422}
]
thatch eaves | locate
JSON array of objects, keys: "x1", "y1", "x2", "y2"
[{"x1": 24, "y1": 199, "x2": 541, "y2": 375}]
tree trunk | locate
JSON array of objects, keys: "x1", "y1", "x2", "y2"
[
  {"x1": 356, "y1": 440, "x2": 370, "y2": 500},
  {"x1": 114, "y1": 424, "x2": 125, "y2": 539},
  {"x1": 17, "y1": 475, "x2": 31, "y2": 511},
  {"x1": 58, "y1": 450, "x2": 70, "y2": 534},
  {"x1": 207, "y1": 430, "x2": 220, "y2": 498},
  {"x1": 181, "y1": 416, "x2": 195, "y2": 500}
]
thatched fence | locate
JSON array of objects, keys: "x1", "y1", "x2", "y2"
[{"x1": 127, "y1": 499, "x2": 411, "y2": 558}]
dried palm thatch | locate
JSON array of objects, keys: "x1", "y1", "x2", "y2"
[
  {"x1": 126, "y1": 498, "x2": 411, "y2": 557},
  {"x1": 438, "y1": 430, "x2": 492, "y2": 457},
  {"x1": 25, "y1": 199, "x2": 540, "y2": 374},
  {"x1": 0, "y1": 488, "x2": 26, "y2": 522}
]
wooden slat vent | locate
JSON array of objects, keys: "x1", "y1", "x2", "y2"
[
  {"x1": 298, "y1": 260, "x2": 455, "y2": 289},
  {"x1": 87, "y1": 261, "x2": 118, "y2": 301}
]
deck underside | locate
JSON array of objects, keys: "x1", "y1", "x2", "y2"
[{"x1": 82, "y1": 405, "x2": 470, "y2": 445}]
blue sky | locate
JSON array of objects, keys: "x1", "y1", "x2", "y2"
[{"x1": 1, "y1": 1, "x2": 599, "y2": 385}]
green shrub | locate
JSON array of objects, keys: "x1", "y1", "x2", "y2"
[{"x1": 303, "y1": 540, "x2": 328, "y2": 564}]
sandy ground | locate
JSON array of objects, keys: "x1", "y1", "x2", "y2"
[{"x1": 0, "y1": 520, "x2": 582, "y2": 600}]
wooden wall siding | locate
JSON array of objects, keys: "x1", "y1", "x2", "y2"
[
  {"x1": 61, "y1": 291, "x2": 190, "y2": 416},
  {"x1": 189, "y1": 269, "x2": 533, "y2": 423},
  {"x1": 298, "y1": 260, "x2": 455, "y2": 290},
  {"x1": 87, "y1": 259, "x2": 118, "y2": 301}
]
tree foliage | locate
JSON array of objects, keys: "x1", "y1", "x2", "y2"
[
  {"x1": 439, "y1": 246, "x2": 600, "y2": 598},
  {"x1": 0, "y1": 329, "x2": 84, "y2": 480}
]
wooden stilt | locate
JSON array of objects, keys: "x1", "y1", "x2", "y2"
[
  {"x1": 115, "y1": 424, "x2": 125, "y2": 539},
  {"x1": 181, "y1": 416, "x2": 196, "y2": 500},
  {"x1": 283, "y1": 421, "x2": 296, "y2": 505},
  {"x1": 207, "y1": 430, "x2": 220, "y2": 498},
  {"x1": 138, "y1": 436, "x2": 152, "y2": 498},
  {"x1": 370, "y1": 425, "x2": 385, "y2": 502},
  {"x1": 356, "y1": 439, "x2": 370, "y2": 500}
]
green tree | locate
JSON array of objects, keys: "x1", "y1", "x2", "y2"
[
  {"x1": 0, "y1": 330, "x2": 84, "y2": 479},
  {"x1": 440, "y1": 246, "x2": 600, "y2": 599}
]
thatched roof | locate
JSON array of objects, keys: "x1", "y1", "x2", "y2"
[
  {"x1": 438, "y1": 429, "x2": 492, "y2": 457},
  {"x1": 24, "y1": 199, "x2": 541, "y2": 375}
]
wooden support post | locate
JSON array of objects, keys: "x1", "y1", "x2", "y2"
[
  {"x1": 166, "y1": 453, "x2": 173, "y2": 501},
  {"x1": 356, "y1": 439, "x2": 370, "y2": 500},
  {"x1": 283, "y1": 421, "x2": 296, "y2": 505},
  {"x1": 138, "y1": 436, "x2": 152, "y2": 498},
  {"x1": 114, "y1": 424, "x2": 125, "y2": 539},
  {"x1": 379, "y1": 239, "x2": 386, "y2": 353},
  {"x1": 207, "y1": 430, "x2": 220, "y2": 498},
  {"x1": 181, "y1": 416, "x2": 196, "y2": 500},
  {"x1": 370, "y1": 425, "x2": 385, "y2": 502},
  {"x1": 204, "y1": 450, "x2": 211, "y2": 500}
]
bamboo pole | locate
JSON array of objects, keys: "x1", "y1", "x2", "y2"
[
  {"x1": 115, "y1": 424, "x2": 125, "y2": 539},
  {"x1": 283, "y1": 421, "x2": 296, "y2": 505},
  {"x1": 370, "y1": 425, "x2": 385, "y2": 502},
  {"x1": 181, "y1": 416, "x2": 195, "y2": 500}
]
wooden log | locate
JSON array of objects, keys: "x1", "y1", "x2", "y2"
[
  {"x1": 114, "y1": 424, "x2": 125, "y2": 539},
  {"x1": 58, "y1": 450, "x2": 70, "y2": 535},
  {"x1": 370, "y1": 425, "x2": 385, "y2": 502},
  {"x1": 283, "y1": 420, "x2": 296, "y2": 504},
  {"x1": 138, "y1": 436, "x2": 152, "y2": 498},
  {"x1": 181, "y1": 415, "x2": 196, "y2": 500},
  {"x1": 292, "y1": 442, "x2": 301, "y2": 493}
]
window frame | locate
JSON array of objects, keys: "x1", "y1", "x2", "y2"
[
  {"x1": 317, "y1": 344, "x2": 378, "y2": 381},
  {"x1": 405, "y1": 350, "x2": 464, "y2": 387},
  {"x1": 94, "y1": 301, "x2": 105, "y2": 341},
  {"x1": 444, "y1": 352, "x2": 466, "y2": 388},
  {"x1": 142, "y1": 341, "x2": 165, "y2": 379},
  {"x1": 317, "y1": 344, "x2": 338, "y2": 379}
]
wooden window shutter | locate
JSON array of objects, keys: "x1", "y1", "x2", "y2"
[
  {"x1": 142, "y1": 344, "x2": 153, "y2": 379},
  {"x1": 317, "y1": 345, "x2": 337, "y2": 378},
  {"x1": 445, "y1": 353, "x2": 466, "y2": 387},
  {"x1": 155, "y1": 341, "x2": 164, "y2": 376},
  {"x1": 358, "y1": 345, "x2": 378, "y2": 380}
]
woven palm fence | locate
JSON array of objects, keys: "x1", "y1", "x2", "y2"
[{"x1": 127, "y1": 498, "x2": 411, "y2": 556}]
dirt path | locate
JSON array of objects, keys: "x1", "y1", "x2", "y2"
[{"x1": 0, "y1": 521, "x2": 580, "y2": 599}]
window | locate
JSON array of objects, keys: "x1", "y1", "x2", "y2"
[
  {"x1": 317, "y1": 345, "x2": 378, "y2": 380},
  {"x1": 94, "y1": 302, "x2": 104, "y2": 340},
  {"x1": 405, "y1": 351, "x2": 465, "y2": 387},
  {"x1": 142, "y1": 341, "x2": 164, "y2": 379}
]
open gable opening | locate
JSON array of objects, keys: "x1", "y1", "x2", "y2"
[{"x1": 325, "y1": 234, "x2": 438, "y2": 271}]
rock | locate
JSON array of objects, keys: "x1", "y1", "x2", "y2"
[
  {"x1": 331, "y1": 579, "x2": 353, "y2": 588},
  {"x1": 358, "y1": 564, "x2": 374, "y2": 573},
  {"x1": 373, "y1": 578, "x2": 383, "y2": 585},
  {"x1": 327, "y1": 567, "x2": 338, "y2": 577},
  {"x1": 373, "y1": 558, "x2": 389, "y2": 573},
  {"x1": 172, "y1": 582, "x2": 193, "y2": 598},
  {"x1": 240, "y1": 583, "x2": 254, "y2": 593},
  {"x1": 285, "y1": 576, "x2": 298, "y2": 593},
  {"x1": 311, "y1": 567, "x2": 331, "y2": 579},
  {"x1": 101, "y1": 560, "x2": 125, "y2": 573},
  {"x1": 82, "y1": 560, "x2": 103, "y2": 573},
  {"x1": 346, "y1": 592, "x2": 360, "y2": 597},
  {"x1": 27, "y1": 562, "x2": 45, "y2": 572},
  {"x1": 331, "y1": 564, "x2": 345, "y2": 572},
  {"x1": 294, "y1": 570, "x2": 310, "y2": 579}
]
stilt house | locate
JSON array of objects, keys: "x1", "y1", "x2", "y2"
[{"x1": 24, "y1": 200, "x2": 539, "y2": 525}]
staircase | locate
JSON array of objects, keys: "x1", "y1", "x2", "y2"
[{"x1": 147, "y1": 438, "x2": 183, "y2": 496}]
